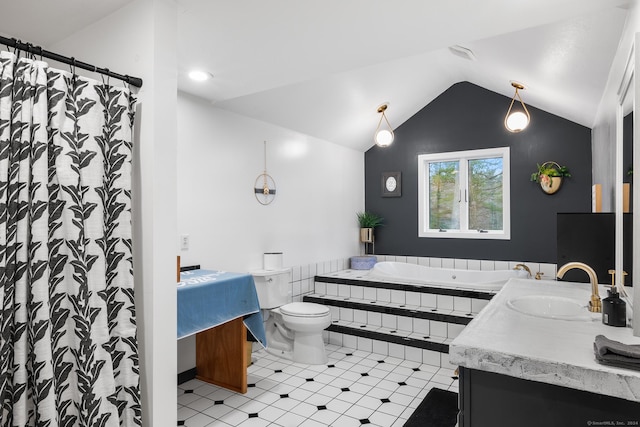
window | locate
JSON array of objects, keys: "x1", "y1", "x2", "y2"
[{"x1": 418, "y1": 147, "x2": 510, "y2": 239}]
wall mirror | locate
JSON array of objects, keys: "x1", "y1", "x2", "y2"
[{"x1": 615, "y1": 37, "x2": 638, "y2": 336}]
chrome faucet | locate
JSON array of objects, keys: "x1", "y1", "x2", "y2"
[
  {"x1": 556, "y1": 262, "x2": 601, "y2": 313},
  {"x1": 513, "y1": 263, "x2": 532, "y2": 278}
]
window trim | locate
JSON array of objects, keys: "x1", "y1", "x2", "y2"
[{"x1": 418, "y1": 147, "x2": 511, "y2": 240}]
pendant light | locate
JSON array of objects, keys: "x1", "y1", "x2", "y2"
[
  {"x1": 374, "y1": 104, "x2": 394, "y2": 147},
  {"x1": 504, "y1": 82, "x2": 530, "y2": 133}
]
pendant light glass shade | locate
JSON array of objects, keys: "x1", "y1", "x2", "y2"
[
  {"x1": 504, "y1": 82, "x2": 530, "y2": 133},
  {"x1": 375, "y1": 104, "x2": 394, "y2": 147}
]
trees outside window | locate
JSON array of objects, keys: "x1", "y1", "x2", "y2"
[{"x1": 418, "y1": 147, "x2": 510, "y2": 240}]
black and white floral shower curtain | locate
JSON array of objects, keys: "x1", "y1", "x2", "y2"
[{"x1": 0, "y1": 51, "x2": 140, "y2": 426}]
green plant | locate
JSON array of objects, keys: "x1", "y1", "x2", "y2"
[
  {"x1": 628, "y1": 165, "x2": 633, "y2": 176},
  {"x1": 356, "y1": 211, "x2": 384, "y2": 228},
  {"x1": 530, "y1": 163, "x2": 571, "y2": 183}
]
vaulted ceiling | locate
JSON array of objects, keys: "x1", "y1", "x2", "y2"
[{"x1": 0, "y1": 0, "x2": 632, "y2": 151}]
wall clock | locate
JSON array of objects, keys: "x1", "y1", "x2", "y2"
[{"x1": 382, "y1": 171, "x2": 401, "y2": 197}]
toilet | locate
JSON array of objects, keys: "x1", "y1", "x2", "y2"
[{"x1": 252, "y1": 268, "x2": 332, "y2": 364}]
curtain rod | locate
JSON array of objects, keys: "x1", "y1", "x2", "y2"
[{"x1": 0, "y1": 36, "x2": 143, "y2": 89}]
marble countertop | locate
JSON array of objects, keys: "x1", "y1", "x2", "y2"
[{"x1": 449, "y1": 278, "x2": 640, "y2": 402}]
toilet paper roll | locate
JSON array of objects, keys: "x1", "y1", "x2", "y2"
[{"x1": 264, "y1": 252, "x2": 283, "y2": 270}]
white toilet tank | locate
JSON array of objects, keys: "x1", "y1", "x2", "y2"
[{"x1": 251, "y1": 268, "x2": 291, "y2": 309}]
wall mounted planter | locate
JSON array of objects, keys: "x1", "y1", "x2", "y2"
[
  {"x1": 540, "y1": 176, "x2": 563, "y2": 194},
  {"x1": 531, "y1": 161, "x2": 570, "y2": 195}
]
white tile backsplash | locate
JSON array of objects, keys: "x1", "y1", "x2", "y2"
[
  {"x1": 447, "y1": 323, "x2": 465, "y2": 339},
  {"x1": 430, "y1": 321, "x2": 447, "y2": 338},
  {"x1": 422, "y1": 350, "x2": 440, "y2": 366},
  {"x1": 494, "y1": 260, "x2": 509, "y2": 270},
  {"x1": 441, "y1": 258, "x2": 455, "y2": 269},
  {"x1": 389, "y1": 343, "x2": 405, "y2": 360},
  {"x1": 367, "y1": 311, "x2": 382, "y2": 327},
  {"x1": 338, "y1": 284, "x2": 350, "y2": 298},
  {"x1": 372, "y1": 340, "x2": 389, "y2": 356},
  {"x1": 436, "y1": 295, "x2": 454, "y2": 311},
  {"x1": 413, "y1": 318, "x2": 430, "y2": 335},
  {"x1": 471, "y1": 299, "x2": 489, "y2": 314},
  {"x1": 376, "y1": 288, "x2": 391, "y2": 303},
  {"x1": 397, "y1": 316, "x2": 413, "y2": 333},
  {"x1": 405, "y1": 346, "x2": 423, "y2": 363},
  {"x1": 539, "y1": 263, "x2": 557, "y2": 280},
  {"x1": 351, "y1": 286, "x2": 364, "y2": 300},
  {"x1": 357, "y1": 337, "x2": 373, "y2": 352},
  {"x1": 382, "y1": 314, "x2": 397, "y2": 329},
  {"x1": 363, "y1": 287, "x2": 377, "y2": 301},
  {"x1": 326, "y1": 283, "x2": 338, "y2": 296},
  {"x1": 453, "y1": 297, "x2": 472, "y2": 313},
  {"x1": 420, "y1": 294, "x2": 437, "y2": 308},
  {"x1": 340, "y1": 308, "x2": 354, "y2": 322},
  {"x1": 454, "y1": 259, "x2": 467, "y2": 269},
  {"x1": 391, "y1": 290, "x2": 405, "y2": 305},
  {"x1": 465, "y1": 259, "x2": 479, "y2": 270},
  {"x1": 292, "y1": 266, "x2": 301, "y2": 282},
  {"x1": 353, "y1": 310, "x2": 367, "y2": 325},
  {"x1": 480, "y1": 260, "x2": 495, "y2": 271}
]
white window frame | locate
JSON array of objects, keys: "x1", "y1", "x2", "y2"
[{"x1": 418, "y1": 147, "x2": 510, "y2": 240}]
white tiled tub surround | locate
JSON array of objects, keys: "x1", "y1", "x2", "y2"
[
  {"x1": 375, "y1": 255, "x2": 557, "y2": 279},
  {"x1": 286, "y1": 255, "x2": 556, "y2": 305},
  {"x1": 306, "y1": 255, "x2": 557, "y2": 369},
  {"x1": 288, "y1": 257, "x2": 351, "y2": 303}
]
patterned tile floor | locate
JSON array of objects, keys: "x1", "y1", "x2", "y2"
[{"x1": 177, "y1": 344, "x2": 459, "y2": 426}]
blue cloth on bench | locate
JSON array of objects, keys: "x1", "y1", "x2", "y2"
[{"x1": 177, "y1": 269, "x2": 266, "y2": 347}]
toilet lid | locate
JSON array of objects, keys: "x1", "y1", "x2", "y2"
[{"x1": 280, "y1": 302, "x2": 330, "y2": 318}]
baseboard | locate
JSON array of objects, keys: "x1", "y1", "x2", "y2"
[{"x1": 177, "y1": 367, "x2": 197, "y2": 385}]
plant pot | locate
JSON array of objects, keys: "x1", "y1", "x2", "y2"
[
  {"x1": 540, "y1": 176, "x2": 563, "y2": 195},
  {"x1": 360, "y1": 228, "x2": 374, "y2": 243}
]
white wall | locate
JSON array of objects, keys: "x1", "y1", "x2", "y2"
[
  {"x1": 50, "y1": 1, "x2": 178, "y2": 425},
  {"x1": 176, "y1": 92, "x2": 364, "y2": 372},
  {"x1": 176, "y1": 92, "x2": 364, "y2": 272}
]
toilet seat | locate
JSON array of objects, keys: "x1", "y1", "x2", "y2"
[{"x1": 280, "y1": 302, "x2": 330, "y2": 318}]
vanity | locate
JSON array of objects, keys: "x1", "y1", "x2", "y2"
[{"x1": 449, "y1": 278, "x2": 640, "y2": 427}]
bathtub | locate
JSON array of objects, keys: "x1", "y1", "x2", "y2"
[{"x1": 367, "y1": 261, "x2": 530, "y2": 291}]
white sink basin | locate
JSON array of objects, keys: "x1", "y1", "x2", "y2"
[{"x1": 506, "y1": 295, "x2": 597, "y2": 321}]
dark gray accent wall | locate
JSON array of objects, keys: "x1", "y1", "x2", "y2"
[{"x1": 365, "y1": 82, "x2": 592, "y2": 263}]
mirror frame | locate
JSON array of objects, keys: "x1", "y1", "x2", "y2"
[{"x1": 616, "y1": 37, "x2": 638, "y2": 336}]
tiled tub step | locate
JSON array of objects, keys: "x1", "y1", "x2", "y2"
[
  {"x1": 303, "y1": 294, "x2": 475, "y2": 325},
  {"x1": 310, "y1": 271, "x2": 498, "y2": 367},
  {"x1": 327, "y1": 322, "x2": 450, "y2": 353},
  {"x1": 305, "y1": 292, "x2": 469, "y2": 341}
]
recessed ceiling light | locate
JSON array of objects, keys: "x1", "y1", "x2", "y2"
[{"x1": 188, "y1": 70, "x2": 212, "y2": 82}]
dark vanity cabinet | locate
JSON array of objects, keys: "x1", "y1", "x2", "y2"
[{"x1": 458, "y1": 367, "x2": 640, "y2": 427}]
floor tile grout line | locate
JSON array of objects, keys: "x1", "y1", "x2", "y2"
[{"x1": 177, "y1": 346, "x2": 455, "y2": 426}]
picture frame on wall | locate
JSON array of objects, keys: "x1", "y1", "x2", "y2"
[{"x1": 381, "y1": 171, "x2": 402, "y2": 197}]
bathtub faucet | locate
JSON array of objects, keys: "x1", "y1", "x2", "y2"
[
  {"x1": 556, "y1": 262, "x2": 601, "y2": 313},
  {"x1": 513, "y1": 263, "x2": 532, "y2": 278}
]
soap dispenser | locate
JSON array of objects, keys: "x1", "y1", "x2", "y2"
[{"x1": 602, "y1": 270, "x2": 626, "y2": 327}]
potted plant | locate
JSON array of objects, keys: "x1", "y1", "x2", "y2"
[
  {"x1": 356, "y1": 211, "x2": 383, "y2": 243},
  {"x1": 530, "y1": 161, "x2": 571, "y2": 194}
]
